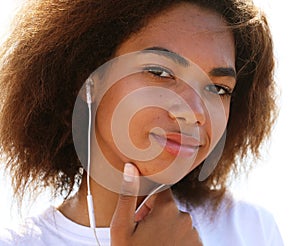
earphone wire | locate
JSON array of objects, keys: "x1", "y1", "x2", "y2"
[
  {"x1": 85, "y1": 79, "x2": 166, "y2": 245},
  {"x1": 135, "y1": 184, "x2": 167, "y2": 214},
  {"x1": 86, "y1": 80, "x2": 101, "y2": 246}
]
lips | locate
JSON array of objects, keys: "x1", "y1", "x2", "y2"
[
  {"x1": 150, "y1": 132, "x2": 201, "y2": 157},
  {"x1": 165, "y1": 133, "x2": 201, "y2": 147}
]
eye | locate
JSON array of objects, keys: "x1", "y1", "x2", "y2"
[
  {"x1": 205, "y1": 84, "x2": 233, "y2": 96},
  {"x1": 143, "y1": 65, "x2": 174, "y2": 79}
]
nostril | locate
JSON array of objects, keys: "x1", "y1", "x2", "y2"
[
  {"x1": 168, "y1": 100, "x2": 206, "y2": 126},
  {"x1": 168, "y1": 111, "x2": 177, "y2": 120},
  {"x1": 168, "y1": 110, "x2": 204, "y2": 125},
  {"x1": 175, "y1": 116, "x2": 186, "y2": 121}
]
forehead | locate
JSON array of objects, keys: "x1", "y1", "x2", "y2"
[
  {"x1": 149, "y1": 3, "x2": 227, "y2": 33},
  {"x1": 116, "y1": 3, "x2": 235, "y2": 72}
]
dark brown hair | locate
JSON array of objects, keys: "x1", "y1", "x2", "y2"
[{"x1": 0, "y1": 0, "x2": 276, "y2": 209}]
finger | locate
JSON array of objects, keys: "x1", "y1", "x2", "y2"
[
  {"x1": 110, "y1": 163, "x2": 140, "y2": 235},
  {"x1": 134, "y1": 202, "x2": 151, "y2": 222},
  {"x1": 134, "y1": 193, "x2": 157, "y2": 222}
]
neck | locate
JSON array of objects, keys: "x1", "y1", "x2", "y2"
[{"x1": 58, "y1": 173, "x2": 144, "y2": 227}]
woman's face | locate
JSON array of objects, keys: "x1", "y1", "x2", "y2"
[{"x1": 94, "y1": 3, "x2": 236, "y2": 184}]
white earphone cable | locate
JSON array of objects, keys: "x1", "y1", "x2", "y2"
[
  {"x1": 86, "y1": 80, "x2": 101, "y2": 246},
  {"x1": 85, "y1": 79, "x2": 166, "y2": 245},
  {"x1": 135, "y1": 184, "x2": 167, "y2": 214}
]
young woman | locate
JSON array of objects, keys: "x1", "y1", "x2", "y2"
[{"x1": 0, "y1": 0, "x2": 283, "y2": 245}]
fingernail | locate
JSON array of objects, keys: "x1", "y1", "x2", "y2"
[{"x1": 123, "y1": 163, "x2": 135, "y2": 183}]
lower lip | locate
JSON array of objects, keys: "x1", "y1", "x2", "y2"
[{"x1": 150, "y1": 134, "x2": 198, "y2": 157}]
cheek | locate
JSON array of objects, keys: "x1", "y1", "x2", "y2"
[
  {"x1": 224, "y1": 100, "x2": 231, "y2": 128},
  {"x1": 128, "y1": 108, "x2": 175, "y2": 148},
  {"x1": 188, "y1": 100, "x2": 230, "y2": 174},
  {"x1": 205, "y1": 98, "x2": 230, "y2": 151},
  {"x1": 95, "y1": 79, "x2": 138, "y2": 134},
  {"x1": 128, "y1": 109, "x2": 153, "y2": 149},
  {"x1": 95, "y1": 95, "x2": 117, "y2": 135}
]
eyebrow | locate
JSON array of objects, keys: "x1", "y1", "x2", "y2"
[
  {"x1": 209, "y1": 67, "x2": 236, "y2": 79},
  {"x1": 142, "y1": 46, "x2": 190, "y2": 67},
  {"x1": 142, "y1": 46, "x2": 236, "y2": 79}
]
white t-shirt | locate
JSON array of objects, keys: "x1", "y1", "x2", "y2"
[{"x1": 0, "y1": 199, "x2": 284, "y2": 246}]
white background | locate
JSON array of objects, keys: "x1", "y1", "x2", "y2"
[{"x1": 0, "y1": 1, "x2": 299, "y2": 245}]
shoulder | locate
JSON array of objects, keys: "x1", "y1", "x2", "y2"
[
  {"x1": 223, "y1": 199, "x2": 282, "y2": 238},
  {"x1": 0, "y1": 207, "x2": 57, "y2": 246},
  {"x1": 224, "y1": 198, "x2": 277, "y2": 227},
  {"x1": 0, "y1": 227, "x2": 16, "y2": 245},
  {"x1": 180, "y1": 195, "x2": 284, "y2": 246},
  {"x1": 0, "y1": 206, "x2": 110, "y2": 245},
  {"x1": 227, "y1": 199, "x2": 284, "y2": 245},
  {"x1": 0, "y1": 222, "x2": 41, "y2": 246}
]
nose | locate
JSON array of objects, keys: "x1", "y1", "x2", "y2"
[{"x1": 168, "y1": 89, "x2": 206, "y2": 126}]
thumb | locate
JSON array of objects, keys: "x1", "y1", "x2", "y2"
[{"x1": 111, "y1": 163, "x2": 139, "y2": 237}]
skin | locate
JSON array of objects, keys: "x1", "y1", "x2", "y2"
[
  {"x1": 93, "y1": 2, "x2": 236, "y2": 184},
  {"x1": 59, "y1": 3, "x2": 236, "y2": 245}
]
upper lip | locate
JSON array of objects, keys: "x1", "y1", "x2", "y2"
[
  {"x1": 166, "y1": 133, "x2": 201, "y2": 147},
  {"x1": 151, "y1": 132, "x2": 202, "y2": 147}
]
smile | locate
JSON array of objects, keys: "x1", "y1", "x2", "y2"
[{"x1": 149, "y1": 132, "x2": 201, "y2": 157}]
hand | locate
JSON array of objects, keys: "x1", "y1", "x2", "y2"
[{"x1": 110, "y1": 163, "x2": 203, "y2": 246}]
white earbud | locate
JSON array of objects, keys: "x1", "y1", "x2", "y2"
[{"x1": 86, "y1": 78, "x2": 94, "y2": 105}]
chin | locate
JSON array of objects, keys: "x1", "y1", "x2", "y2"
[{"x1": 138, "y1": 164, "x2": 195, "y2": 186}]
